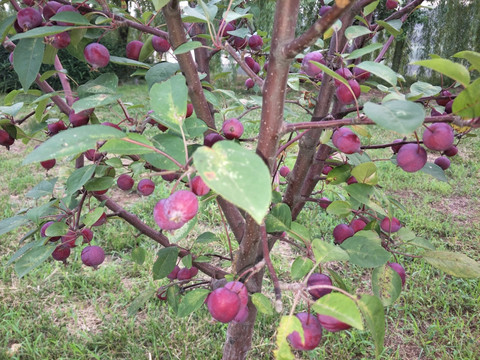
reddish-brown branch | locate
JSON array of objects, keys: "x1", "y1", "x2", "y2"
[
  {"x1": 54, "y1": 55, "x2": 74, "y2": 106},
  {"x1": 261, "y1": 225, "x2": 282, "y2": 309}
]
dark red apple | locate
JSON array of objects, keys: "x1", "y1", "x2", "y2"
[
  {"x1": 287, "y1": 312, "x2": 322, "y2": 351},
  {"x1": 117, "y1": 174, "x2": 134, "y2": 191},
  {"x1": 333, "y1": 223, "x2": 354, "y2": 244},
  {"x1": 422, "y1": 123, "x2": 454, "y2": 151},
  {"x1": 126, "y1": 40, "x2": 143, "y2": 60},
  {"x1": 380, "y1": 216, "x2": 401, "y2": 233},
  {"x1": 137, "y1": 179, "x2": 155, "y2": 196},
  {"x1": 388, "y1": 262, "x2": 406, "y2": 286},
  {"x1": 164, "y1": 190, "x2": 199, "y2": 223},
  {"x1": 152, "y1": 36, "x2": 170, "y2": 53},
  {"x1": 191, "y1": 176, "x2": 210, "y2": 196},
  {"x1": 301, "y1": 51, "x2": 325, "y2": 78},
  {"x1": 84, "y1": 43, "x2": 110, "y2": 69},
  {"x1": 154, "y1": 199, "x2": 185, "y2": 231},
  {"x1": 222, "y1": 118, "x2": 244, "y2": 140},
  {"x1": 434, "y1": 156, "x2": 450, "y2": 170},
  {"x1": 17, "y1": 8, "x2": 43, "y2": 30},
  {"x1": 207, "y1": 288, "x2": 241, "y2": 323},
  {"x1": 307, "y1": 273, "x2": 333, "y2": 300},
  {"x1": 396, "y1": 143, "x2": 427, "y2": 172},
  {"x1": 248, "y1": 35, "x2": 263, "y2": 51},
  {"x1": 81, "y1": 245, "x2": 105, "y2": 269},
  {"x1": 317, "y1": 314, "x2": 352, "y2": 332}
]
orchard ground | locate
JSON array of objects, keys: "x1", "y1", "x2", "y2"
[{"x1": 1, "y1": 84, "x2": 479, "y2": 359}]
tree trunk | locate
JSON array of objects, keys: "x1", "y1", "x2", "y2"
[{"x1": 222, "y1": 302, "x2": 258, "y2": 360}]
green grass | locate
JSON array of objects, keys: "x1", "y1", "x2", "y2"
[{"x1": 1, "y1": 84, "x2": 480, "y2": 359}]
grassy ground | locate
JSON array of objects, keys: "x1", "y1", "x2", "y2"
[{"x1": 1, "y1": 83, "x2": 479, "y2": 360}]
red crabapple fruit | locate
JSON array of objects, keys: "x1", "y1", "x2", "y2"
[
  {"x1": 137, "y1": 179, "x2": 155, "y2": 196},
  {"x1": 81, "y1": 245, "x2": 105, "y2": 269},
  {"x1": 84, "y1": 43, "x2": 110, "y2": 69},
  {"x1": 287, "y1": 312, "x2": 322, "y2": 351}
]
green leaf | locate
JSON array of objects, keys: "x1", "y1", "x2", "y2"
[
  {"x1": 326, "y1": 268, "x2": 350, "y2": 292},
  {"x1": 310, "y1": 61, "x2": 349, "y2": 87},
  {"x1": 420, "y1": 162, "x2": 448, "y2": 182},
  {"x1": 351, "y1": 162, "x2": 378, "y2": 185},
  {"x1": 453, "y1": 50, "x2": 480, "y2": 71},
  {"x1": 44, "y1": 222, "x2": 68, "y2": 237},
  {"x1": 313, "y1": 293, "x2": 364, "y2": 330},
  {"x1": 376, "y1": 20, "x2": 402, "y2": 36},
  {"x1": 13, "y1": 38, "x2": 45, "y2": 91},
  {"x1": 7, "y1": 239, "x2": 43, "y2": 266},
  {"x1": 50, "y1": 12, "x2": 91, "y2": 25},
  {"x1": 184, "y1": 117, "x2": 208, "y2": 138},
  {"x1": 372, "y1": 264, "x2": 403, "y2": 306},
  {"x1": 177, "y1": 289, "x2": 210, "y2": 317},
  {"x1": 100, "y1": 133, "x2": 154, "y2": 155},
  {"x1": 326, "y1": 200, "x2": 352, "y2": 217},
  {"x1": 26, "y1": 178, "x2": 57, "y2": 199},
  {"x1": 405, "y1": 237, "x2": 436, "y2": 250},
  {"x1": 290, "y1": 257, "x2": 314, "y2": 280},
  {"x1": 109, "y1": 56, "x2": 150, "y2": 69},
  {"x1": 265, "y1": 203, "x2": 292, "y2": 232},
  {"x1": 150, "y1": 74, "x2": 188, "y2": 127},
  {"x1": 358, "y1": 295, "x2": 385, "y2": 358},
  {"x1": 167, "y1": 285, "x2": 181, "y2": 313},
  {"x1": 83, "y1": 207, "x2": 104, "y2": 228},
  {"x1": 196, "y1": 231, "x2": 219, "y2": 244},
  {"x1": 10, "y1": 25, "x2": 76, "y2": 41},
  {"x1": 340, "y1": 235, "x2": 391, "y2": 267},
  {"x1": 142, "y1": 133, "x2": 186, "y2": 170},
  {"x1": 131, "y1": 247, "x2": 146, "y2": 265},
  {"x1": 23, "y1": 125, "x2": 124, "y2": 164},
  {"x1": 193, "y1": 141, "x2": 271, "y2": 224},
  {"x1": 312, "y1": 239, "x2": 349, "y2": 263},
  {"x1": 413, "y1": 58, "x2": 470, "y2": 87},
  {"x1": 66, "y1": 165, "x2": 96, "y2": 195},
  {"x1": 15, "y1": 244, "x2": 56, "y2": 278},
  {"x1": 0, "y1": 102, "x2": 24, "y2": 116},
  {"x1": 0, "y1": 15, "x2": 16, "y2": 43},
  {"x1": 145, "y1": 62, "x2": 180, "y2": 89},
  {"x1": 274, "y1": 315, "x2": 303, "y2": 360},
  {"x1": 174, "y1": 41, "x2": 203, "y2": 54},
  {"x1": 287, "y1": 222, "x2": 311, "y2": 243},
  {"x1": 452, "y1": 78, "x2": 480, "y2": 119},
  {"x1": 0, "y1": 216, "x2": 29, "y2": 236},
  {"x1": 77, "y1": 73, "x2": 118, "y2": 97},
  {"x1": 252, "y1": 293, "x2": 274, "y2": 315},
  {"x1": 152, "y1": 247, "x2": 179, "y2": 280},
  {"x1": 344, "y1": 43, "x2": 383, "y2": 60},
  {"x1": 152, "y1": 0, "x2": 170, "y2": 11},
  {"x1": 182, "y1": 254, "x2": 193, "y2": 269},
  {"x1": 345, "y1": 183, "x2": 374, "y2": 204},
  {"x1": 84, "y1": 176, "x2": 114, "y2": 191},
  {"x1": 364, "y1": 0, "x2": 379, "y2": 16},
  {"x1": 363, "y1": 100, "x2": 425, "y2": 135},
  {"x1": 223, "y1": 10, "x2": 253, "y2": 23},
  {"x1": 72, "y1": 94, "x2": 121, "y2": 113},
  {"x1": 345, "y1": 25, "x2": 372, "y2": 40},
  {"x1": 423, "y1": 251, "x2": 480, "y2": 279},
  {"x1": 408, "y1": 81, "x2": 442, "y2": 101},
  {"x1": 356, "y1": 61, "x2": 398, "y2": 86},
  {"x1": 127, "y1": 289, "x2": 156, "y2": 317},
  {"x1": 326, "y1": 164, "x2": 351, "y2": 184}
]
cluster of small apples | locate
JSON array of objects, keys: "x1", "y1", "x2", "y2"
[
  {"x1": 116, "y1": 174, "x2": 156, "y2": 196},
  {"x1": 40, "y1": 215, "x2": 106, "y2": 268},
  {"x1": 206, "y1": 281, "x2": 249, "y2": 323},
  {"x1": 0, "y1": 129, "x2": 15, "y2": 150},
  {"x1": 125, "y1": 35, "x2": 171, "y2": 61},
  {"x1": 167, "y1": 264, "x2": 199, "y2": 281},
  {"x1": 332, "y1": 216, "x2": 402, "y2": 245}
]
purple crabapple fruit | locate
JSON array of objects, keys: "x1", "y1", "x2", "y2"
[
  {"x1": 117, "y1": 174, "x2": 134, "y2": 191},
  {"x1": 81, "y1": 227, "x2": 93, "y2": 243},
  {"x1": 191, "y1": 176, "x2": 210, "y2": 196},
  {"x1": 353, "y1": 66, "x2": 370, "y2": 81},
  {"x1": 436, "y1": 90, "x2": 452, "y2": 106},
  {"x1": 154, "y1": 199, "x2": 185, "y2": 231},
  {"x1": 186, "y1": 103, "x2": 194, "y2": 118},
  {"x1": 137, "y1": 179, "x2": 155, "y2": 196},
  {"x1": 55, "y1": 5, "x2": 79, "y2": 26},
  {"x1": 167, "y1": 265, "x2": 180, "y2": 280},
  {"x1": 222, "y1": 118, "x2": 244, "y2": 140},
  {"x1": 218, "y1": 21, "x2": 235, "y2": 38},
  {"x1": 388, "y1": 262, "x2": 406, "y2": 286},
  {"x1": 84, "y1": 43, "x2": 110, "y2": 69},
  {"x1": 49, "y1": 31, "x2": 71, "y2": 49},
  {"x1": 319, "y1": 5, "x2": 332, "y2": 16},
  {"x1": 232, "y1": 36, "x2": 247, "y2": 50},
  {"x1": 252, "y1": 62, "x2": 261, "y2": 74},
  {"x1": 263, "y1": 61, "x2": 269, "y2": 72},
  {"x1": 444, "y1": 145, "x2": 458, "y2": 157},
  {"x1": 84, "y1": 149, "x2": 102, "y2": 162},
  {"x1": 334, "y1": 68, "x2": 353, "y2": 86},
  {"x1": 126, "y1": 40, "x2": 143, "y2": 60},
  {"x1": 431, "y1": 108, "x2": 443, "y2": 117},
  {"x1": 43, "y1": 1, "x2": 63, "y2": 21},
  {"x1": 346, "y1": 176, "x2": 358, "y2": 185},
  {"x1": 40, "y1": 221, "x2": 61, "y2": 241},
  {"x1": 23, "y1": 0, "x2": 35, "y2": 6},
  {"x1": 245, "y1": 78, "x2": 255, "y2": 89},
  {"x1": 279, "y1": 166, "x2": 290, "y2": 177},
  {"x1": 161, "y1": 171, "x2": 180, "y2": 182},
  {"x1": 61, "y1": 230, "x2": 78, "y2": 248},
  {"x1": 93, "y1": 189, "x2": 108, "y2": 196},
  {"x1": 204, "y1": 133, "x2": 224, "y2": 147},
  {"x1": 332, "y1": 127, "x2": 361, "y2": 154},
  {"x1": 224, "y1": 281, "x2": 248, "y2": 307},
  {"x1": 17, "y1": 8, "x2": 43, "y2": 30},
  {"x1": 248, "y1": 35, "x2": 263, "y2": 51},
  {"x1": 422, "y1": 123, "x2": 454, "y2": 151},
  {"x1": 391, "y1": 139, "x2": 403, "y2": 153},
  {"x1": 287, "y1": 312, "x2": 322, "y2": 351},
  {"x1": 380, "y1": 216, "x2": 401, "y2": 233},
  {"x1": 47, "y1": 120, "x2": 67, "y2": 135},
  {"x1": 81, "y1": 245, "x2": 105, "y2": 269},
  {"x1": 319, "y1": 197, "x2": 331, "y2": 209},
  {"x1": 152, "y1": 36, "x2": 171, "y2": 53},
  {"x1": 52, "y1": 245, "x2": 71, "y2": 262},
  {"x1": 41, "y1": 158, "x2": 56, "y2": 170},
  {"x1": 434, "y1": 156, "x2": 450, "y2": 170},
  {"x1": 444, "y1": 100, "x2": 453, "y2": 114},
  {"x1": 307, "y1": 273, "x2": 333, "y2": 300},
  {"x1": 333, "y1": 223, "x2": 354, "y2": 244},
  {"x1": 332, "y1": 127, "x2": 354, "y2": 145},
  {"x1": 301, "y1": 51, "x2": 325, "y2": 78},
  {"x1": 177, "y1": 267, "x2": 198, "y2": 280},
  {"x1": 0, "y1": 130, "x2": 15, "y2": 149},
  {"x1": 164, "y1": 190, "x2": 199, "y2": 223},
  {"x1": 317, "y1": 314, "x2": 352, "y2": 332},
  {"x1": 69, "y1": 110, "x2": 90, "y2": 127},
  {"x1": 335, "y1": 79, "x2": 361, "y2": 105},
  {"x1": 396, "y1": 143, "x2": 427, "y2": 172},
  {"x1": 207, "y1": 287, "x2": 241, "y2": 323},
  {"x1": 92, "y1": 212, "x2": 107, "y2": 227},
  {"x1": 350, "y1": 219, "x2": 367, "y2": 233},
  {"x1": 245, "y1": 56, "x2": 255, "y2": 69},
  {"x1": 233, "y1": 305, "x2": 249, "y2": 323},
  {"x1": 385, "y1": 0, "x2": 398, "y2": 10}
]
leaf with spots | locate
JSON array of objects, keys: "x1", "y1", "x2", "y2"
[{"x1": 193, "y1": 141, "x2": 271, "y2": 224}]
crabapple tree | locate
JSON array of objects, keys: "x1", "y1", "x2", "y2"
[{"x1": 1, "y1": 0, "x2": 480, "y2": 359}]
